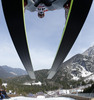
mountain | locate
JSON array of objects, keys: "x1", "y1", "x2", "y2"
[
  {"x1": 0, "y1": 65, "x2": 27, "y2": 78},
  {"x1": 83, "y1": 45, "x2": 94, "y2": 58},
  {"x1": 1, "y1": 65, "x2": 27, "y2": 76},
  {"x1": 54, "y1": 45, "x2": 94, "y2": 81},
  {"x1": 0, "y1": 67, "x2": 13, "y2": 78},
  {"x1": 55, "y1": 54, "x2": 93, "y2": 81}
]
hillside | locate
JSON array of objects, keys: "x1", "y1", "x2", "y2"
[{"x1": 0, "y1": 65, "x2": 27, "y2": 78}]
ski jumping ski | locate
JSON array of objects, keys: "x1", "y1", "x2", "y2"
[
  {"x1": 1, "y1": 0, "x2": 36, "y2": 79},
  {"x1": 47, "y1": 0, "x2": 93, "y2": 79}
]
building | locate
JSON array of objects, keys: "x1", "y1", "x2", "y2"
[
  {"x1": 32, "y1": 81, "x2": 42, "y2": 86},
  {"x1": 2, "y1": 83, "x2": 7, "y2": 88}
]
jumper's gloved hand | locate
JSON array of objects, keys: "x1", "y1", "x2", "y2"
[
  {"x1": 43, "y1": 0, "x2": 56, "y2": 6},
  {"x1": 34, "y1": 0, "x2": 56, "y2": 7},
  {"x1": 34, "y1": 0, "x2": 41, "y2": 7}
]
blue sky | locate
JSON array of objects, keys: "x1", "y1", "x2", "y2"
[{"x1": 0, "y1": 1, "x2": 94, "y2": 70}]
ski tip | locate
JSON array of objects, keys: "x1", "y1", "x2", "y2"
[
  {"x1": 47, "y1": 71, "x2": 56, "y2": 79},
  {"x1": 28, "y1": 71, "x2": 36, "y2": 79}
]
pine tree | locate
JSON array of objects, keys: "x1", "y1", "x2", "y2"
[{"x1": 0, "y1": 78, "x2": 2, "y2": 88}]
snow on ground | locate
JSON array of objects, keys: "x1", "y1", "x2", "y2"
[
  {"x1": 71, "y1": 74, "x2": 79, "y2": 80},
  {"x1": 85, "y1": 74, "x2": 94, "y2": 81},
  {"x1": 80, "y1": 65, "x2": 92, "y2": 77},
  {"x1": 71, "y1": 65, "x2": 92, "y2": 81},
  {"x1": 5, "y1": 96, "x2": 75, "y2": 100}
]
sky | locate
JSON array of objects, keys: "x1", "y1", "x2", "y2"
[{"x1": 0, "y1": 1, "x2": 94, "y2": 71}]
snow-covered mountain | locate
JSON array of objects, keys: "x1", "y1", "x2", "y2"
[
  {"x1": 57, "y1": 45, "x2": 94, "y2": 81},
  {"x1": 83, "y1": 45, "x2": 94, "y2": 58}
]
